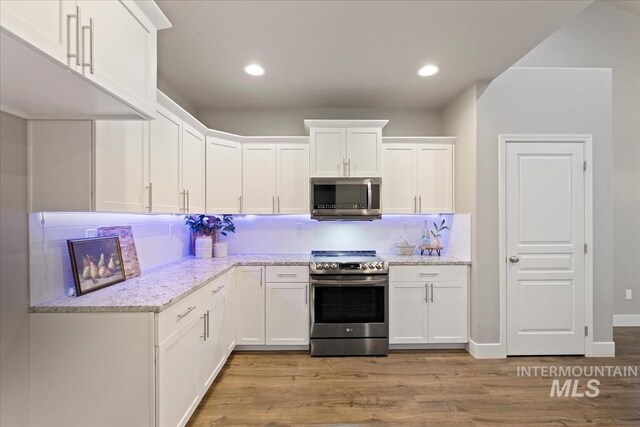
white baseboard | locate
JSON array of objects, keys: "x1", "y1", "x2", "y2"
[
  {"x1": 590, "y1": 341, "x2": 616, "y2": 357},
  {"x1": 466, "y1": 339, "x2": 505, "y2": 359},
  {"x1": 613, "y1": 314, "x2": 640, "y2": 327}
]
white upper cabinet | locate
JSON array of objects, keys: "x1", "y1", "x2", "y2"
[
  {"x1": 306, "y1": 120, "x2": 387, "y2": 177},
  {"x1": 0, "y1": 0, "x2": 76, "y2": 65},
  {"x1": 276, "y1": 143, "x2": 309, "y2": 214},
  {"x1": 242, "y1": 144, "x2": 277, "y2": 214},
  {"x1": 76, "y1": 1, "x2": 157, "y2": 116},
  {"x1": 415, "y1": 144, "x2": 454, "y2": 214},
  {"x1": 94, "y1": 121, "x2": 146, "y2": 212},
  {"x1": 206, "y1": 136, "x2": 242, "y2": 214},
  {"x1": 0, "y1": 0, "x2": 170, "y2": 119},
  {"x1": 181, "y1": 124, "x2": 206, "y2": 214},
  {"x1": 149, "y1": 106, "x2": 181, "y2": 213},
  {"x1": 382, "y1": 143, "x2": 416, "y2": 214},
  {"x1": 242, "y1": 140, "x2": 310, "y2": 214},
  {"x1": 381, "y1": 138, "x2": 455, "y2": 214}
]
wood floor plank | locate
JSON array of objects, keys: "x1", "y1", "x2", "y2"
[{"x1": 188, "y1": 328, "x2": 640, "y2": 426}]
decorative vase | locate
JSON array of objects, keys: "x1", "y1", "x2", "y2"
[
  {"x1": 432, "y1": 236, "x2": 441, "y2": 247},
  {"x1": 191, "y1": 231, "x2": 215, "y2": 257},
  {"x1": 213, "y1": 242, "x2": 228, "y2": 258},
  {"x1": 195, "y1": 236, "x2": 213, "y2": 259}
]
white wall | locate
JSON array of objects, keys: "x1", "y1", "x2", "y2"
[
  {"x1": 221, "y1": 214, "x2": 470, "y2": 260},
  {"x1": 475, "y1": 67, "x2": 613, "y2": 343},
  {"x1": 29, "y1": 213, "x2": 190, "y2": 305},
  {"x1": 195, "y1": 107, "x2": 443, "y2": 136},
  {"x1": 515, "y1": 2, "x2": 640, "y2": 317},
  {"x1": 0, "y1": 111, "x2": 29, "y2": 427}
]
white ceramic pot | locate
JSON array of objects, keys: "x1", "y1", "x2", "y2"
[
  {"x1": 213, "y1": 242, "x2": 228, "y2": 258},
  {"x1": 195, "y1": 236, "x2": 213, "y2": 259}
]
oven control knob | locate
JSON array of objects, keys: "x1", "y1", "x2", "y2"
[
  {"x1": 330, "y1": 263, "x2": 338, "y2": 270},
  {"x1": 323, "y1": 263, "x2": 330, "y2": 269},
  {"x1": 363, "y1": 263, "x2": 371, "y2": 269},
  {"x1": 376, "y1": 263, "x2": 382, "y2": 269}
]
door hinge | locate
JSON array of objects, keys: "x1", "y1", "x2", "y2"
[
  {"x1": 583, "y1": 161, "x2": 587, "y2": 172},
  {"x1": 584, "y1": 243, "x2": 588, "y2": 254},
  {"x1": 585, "y1": 325, "x2": 588, "y2": 337}
]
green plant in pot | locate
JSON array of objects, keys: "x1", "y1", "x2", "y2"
[
  {"x1": 184, "y1": 214, "x2": 236, "y2": 257},
  {"x1": 430, "y1": 218, "x2": 449, "y2": 248}
]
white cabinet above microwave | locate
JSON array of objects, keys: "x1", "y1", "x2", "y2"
[
  {"x1": 0, "y1": 0, "x2": 170, "y2": 120},
  {"x1": 305, "y1": 120, "x2": 388, "y2": 178}
]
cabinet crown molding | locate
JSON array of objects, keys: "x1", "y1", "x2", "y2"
[
  {"x1": 382, "y1": 136, "x2": 457, "y2": 144},
  {"x1": 304, "y1": 119, "x2": 389, "y2": 134}
]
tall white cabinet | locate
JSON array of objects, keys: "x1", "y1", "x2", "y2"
[
  {"x1": 241, "y1": 140, "x2": 309, "y2": 214},
  {"x1": 306, "y1": 120, "x2": 388, "y2": 177},
  {"x1": 382, "y1": 137, "x2": 456, "y2": 214},
  {"x1": 181, "y1": 123, "x2": 206, "y2": 214}
]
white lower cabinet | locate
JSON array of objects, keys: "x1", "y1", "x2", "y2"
[
  {"x1": 266, "y1": 282, "x2": 309, "y2": 345},
  {"x1": 225, "y1": 268, "x2": 237, "y2": 355},
  {"x1": 389, "y1": 266, "x2": 468, "y2": 345},
  {"x1": 201, "y1": 277, "x2": 227, "y2": 392},
  {"x1": 236, "y1": 266, "x2": 266, "y2": 344}
]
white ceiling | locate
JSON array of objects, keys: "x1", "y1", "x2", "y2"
[{"x1": 156, "y1": 0, "x2": 591, "y2": 110}]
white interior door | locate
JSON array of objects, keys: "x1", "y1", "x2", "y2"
[
  {"x1": 382, "y1": 144, "x2": 416, "y2": 213},
  {"x1": 276, "y1": 143, "x2": 309, "y2": 214},
  {"x1": 506, "y1": 141, "x2": 586, "y2": 355}
]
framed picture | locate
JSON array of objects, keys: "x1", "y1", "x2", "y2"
[{"x1": 67, "y1": 237, "x2": 126, "y2": 296}]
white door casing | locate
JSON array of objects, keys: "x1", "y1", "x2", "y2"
[{"x1": 501, "y1": 136, "x2": 591, "y2": 356}]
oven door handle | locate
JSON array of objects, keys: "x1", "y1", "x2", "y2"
[{"x1": 310, "y1": 278, "x2": 388, "y2": 287}]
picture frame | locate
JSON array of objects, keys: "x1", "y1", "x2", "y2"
[{"x1": 67, "y1": 236, "x2": 126, "y2": 296}]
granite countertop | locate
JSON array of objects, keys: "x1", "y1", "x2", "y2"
[{"x1": 30, "y1": 253, "x2": 469, "y2": 314}]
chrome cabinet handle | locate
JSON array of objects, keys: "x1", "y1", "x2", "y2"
[
  {"x1": 419, "y1": 272, "x2": 439, "y2": 277},
  {"x1": 145, "y1": 182, "x2": 153, "y2": 212},
  {"x1": 272, "y1": 195, "x2": 275, "y2": 213},
  {"x1": 180, "y1": 190, "x2": 186, "y2": 213},
  {"x1": 277, "y1": 195, "x2": 280, "y2": 213},
  {"x1": 277, "y1": 273, "x2": 298, "y2": 277},
  {"x1": 66, "y1": 6, "x2": 80, "y2": 65},
  {"x1": 419, "y1": 195, "x2": 422, "y2": 213},
  {"x1": 186, "y1": 189, "x2": 190, "y2": 213},
  {"x1": 200, "y1": 311, "x2": 208, "y2": 340},
  {"x1": 206, "y1": 310, "x2": 210, "y2": 339},
  {"x1": 509, "y1": 256, "x2": 520, "y2": 263},
  {"x1": 178, "y1": 305, "x2": 196, "y2": 320},
  {"x1": 414, "y1": 195, "x2": 417, "y2": 213},
  {"x1": 305, "y1": 284, "x2": 308, "y2": 305},
  {"x1": 238, "y1": 195, "x2": 242, "y2": 213},
  {"x1": 81, "y1": 18, "x2": 94, "y2": 74},
  {"x1": 430, "y1": 283, "x2": 434, "y2": 303},
  {"x1": 342, "y1": 158, "x2": 347, "y2": 176},
  {"x1": 348, "y1": 159, "x2": 351, "y2": 176},
  {"x1": 211, "y1": 285, "x2": 224, "y2": 294},
  {"x1": 425, "y1": 283, "x2": 428, "y2": 302}
]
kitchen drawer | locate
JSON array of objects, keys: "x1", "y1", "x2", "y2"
[
  {"x1": 389, "y1": 265, "x2": 467, "y2": 282},
  {"x1": 266, "y1": 266, "x2": 309, "y2": 283},
  {"x1": 202, "y1": 275, "x2": 226, "y2": 302},
  {"x1": 157, "y1": 290, "x2": 203, "y2": 345}
]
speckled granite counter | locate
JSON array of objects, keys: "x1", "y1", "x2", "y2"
[{"x1": 30, "y1": 253, "x2": 469, "y2": 314}]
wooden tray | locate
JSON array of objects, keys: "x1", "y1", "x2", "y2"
[{"x1": 419, "y1": 245, "x2": 443, "y2": 256}]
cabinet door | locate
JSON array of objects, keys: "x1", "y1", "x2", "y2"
[
  {"x1": 428, "y1": 281, "x2": 468, "y2": 343},
  {"x1": 242, "y1": 144, "x2": 277, "y2": 214},
  {"x1": 0, "y1": 0, "x2": 75, "y2": 65},
  {"x1": 381, "y1": 144, "x2": 416, "y2": 213},
  {"x1": 266, "y1": 282, "x2": 309, "y2": 345},
  {"x1": 94, "y1": 121, "x2": 145, "y2": 212},
  {"x1": 224, "y1": 268, "x2": 237, "y2": 355},
  {"x1": 415, "y1": 145, "x2": 454, "y2": 213},
  {"x1": 206, "y1": 137, "x2": 242, "y2": 214},
  {"x1": 76, "y1": 1, "x2": 155, "y2": 114},
  {"x1": 236, "y1": 266, "x2": 265, "y2": 345},
  {"x1": 181, "y1": 124, "x2": 206, "y2": 214},
  {"x1": 346, "y1": 128, "x2": 381, "y2": 177},
  {"x1": 149, "y1": 107, "x2": 181, "y2": 213},
  {"x1": 389, "y1": 282, "x2": 429, "y2": 344},
  {"x1": 276, "y1": 143, "x2": 309, "y2": 214},
  {"x1": 157, "y1": 313, "x2": 204, "y2": 427},
  {"x1": 201, "y1": 280, "x2": 226, "y2": 392},
  {"x1": 28, "y1": 120, "x2": 92, "y2": 212},
  {"x1": 310, "y1": 128, "x2": 346, "y2": 177}
]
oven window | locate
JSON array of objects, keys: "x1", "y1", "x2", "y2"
[{"x1": 314, "y1": 286, "x2": 385, "y2": 323}]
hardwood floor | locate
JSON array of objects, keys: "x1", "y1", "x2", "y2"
[{"x1": 188, "y1": 328, "x2": 640, "y2": 426}]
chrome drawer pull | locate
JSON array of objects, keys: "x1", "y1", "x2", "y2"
[
  {"x1": 418, "y1": 273, "x2": 439, "y2": 277},
  {"x1": 276, "y1": 273, "x2": 298, "y2": 277},
  {"x1": 177, "y1": 305, "x2": 196, "y2": 320}
]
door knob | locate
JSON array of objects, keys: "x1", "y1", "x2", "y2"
[{"x1": 509, "y1": 256, "x2": 520, "y2": 263}]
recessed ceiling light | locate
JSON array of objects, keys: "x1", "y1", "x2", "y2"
[
  {"x1": 417, "y1": 65, "x2": 439, "y2": 77},
  {"x1": 244, "y1": 64, "x2": 265, "y2": 76}
]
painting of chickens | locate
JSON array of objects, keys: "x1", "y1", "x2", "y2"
[{"x1": 67, "y1": 237, "x2": 126, "y2": 296}]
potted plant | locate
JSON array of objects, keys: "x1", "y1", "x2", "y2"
[
  {"x1": 185, "y1": 214, "x2": 216, "y2": 257},
  {"x1": 430, "y1": 218, "x2": 449, "y2": 248},
  {"x1": 211, "y1": 214, "x2": 236, "y2": 258}
]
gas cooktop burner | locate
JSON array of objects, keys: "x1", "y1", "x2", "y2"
[{"x1": 310, "y1": 250, "x2": 388, "y2": 274}]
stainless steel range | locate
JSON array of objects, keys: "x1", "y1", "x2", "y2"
[{"x1": 309, "y1": 250, "x2": 389, "y2": 356}]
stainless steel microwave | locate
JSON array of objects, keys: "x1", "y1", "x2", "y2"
[{"x1": 310, "y1": 177, "x2": 382, "y2": 220}]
